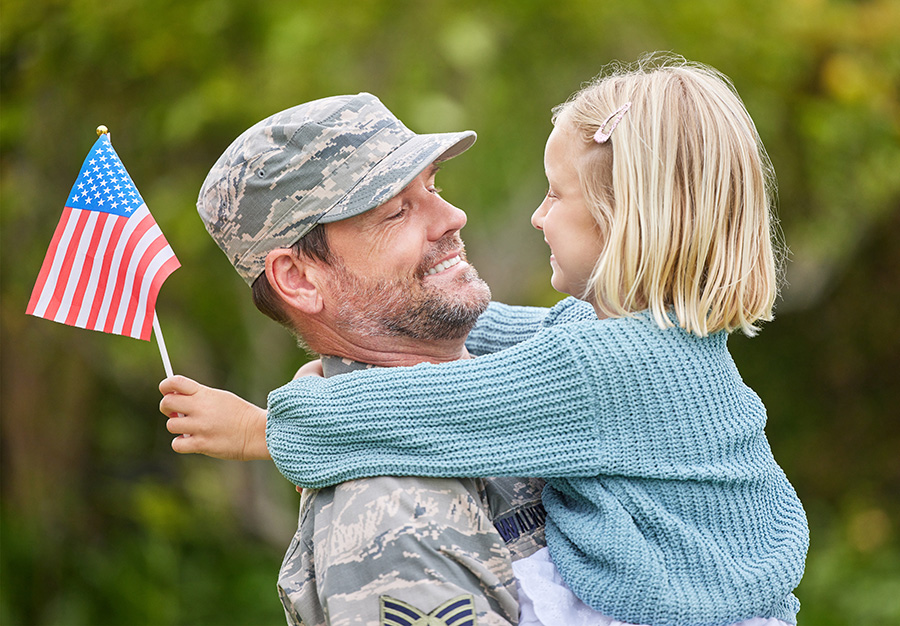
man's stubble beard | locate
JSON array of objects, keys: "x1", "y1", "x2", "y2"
[{"x1": 330, "y1": 241, "x2": 491, "y2": 342}]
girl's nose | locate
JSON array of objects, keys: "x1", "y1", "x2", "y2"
[{"x1": 531, "y1": 202, "x2": 547, "y2": 231}]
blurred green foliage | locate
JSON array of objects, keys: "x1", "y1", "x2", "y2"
[{"x1": 2, "y1": 0, "x2": 899, "y2": 624}]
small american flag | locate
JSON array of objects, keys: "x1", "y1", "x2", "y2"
[{"x1": 27, "y1": 131, "x2": 179, "y2": 341}]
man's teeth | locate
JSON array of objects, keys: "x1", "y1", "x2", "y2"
[{"x1": 426, "y1": 255, "x2": 461, "y2": 275}]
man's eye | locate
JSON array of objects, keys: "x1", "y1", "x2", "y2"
[
  {"x1": 388, "y1": 206, "x2": 408, "y2": 220},
  {"x1": 430, "y1": 186, "x2": 443, "y2": 195}
]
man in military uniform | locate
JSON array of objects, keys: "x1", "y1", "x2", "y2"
[{"x1": 167, "y1": 94, "x2": 548, "y2": 625}]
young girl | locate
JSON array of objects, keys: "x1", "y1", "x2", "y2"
[{"x1": 170, "y1": 57, "x2": 809, "y2": 625}]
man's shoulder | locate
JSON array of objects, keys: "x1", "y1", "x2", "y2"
[
  {"x1": 286, "y1": 475, "x2": 523, "y2": 625},
  {"x1": 305, "y1": 475, "x2": 547, "y2": 560},
  {"x1": 305, "y1": 476, "x2": 489, "y2": 547},
  {"x1": 313, "y1": 475, "x2": 482, "y2": 509}
]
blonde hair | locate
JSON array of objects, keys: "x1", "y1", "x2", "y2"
[{"x1": 554, "y1": 54, "x2": 783, "y2": 337}]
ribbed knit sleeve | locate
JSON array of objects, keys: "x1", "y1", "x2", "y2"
[
  {"x1": 266, "y1": 306, "x2": 734, "y2": 488},
  {"x1": 465, "y1": 297, "x2": 596, "y2": 355},
  {"x1": 464, "y1": 302, "x2": 548, "y2": 355},
  {"x1": 268, "y1": 321, "x2": 604, "y2": 488}
]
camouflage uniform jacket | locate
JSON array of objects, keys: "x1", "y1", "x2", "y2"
[{"x1": 277, "y1": 356, "x2": 548, "y2": 626}]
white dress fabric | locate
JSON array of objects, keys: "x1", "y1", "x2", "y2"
[{"x1": 513, "y1": 548, "x2": 794, "y2": 626}]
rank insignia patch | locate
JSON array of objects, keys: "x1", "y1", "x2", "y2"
[{"x1": 380, "y1": 594, "x2": 476, "y2": 626}]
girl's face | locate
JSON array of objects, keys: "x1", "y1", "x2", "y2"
[{"x1": 531, "y1": 122, "x2": 604, "y2": 302}]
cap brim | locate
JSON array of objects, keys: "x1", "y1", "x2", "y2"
[{"x1": 317, "y1": 130, "x2": 476, "y2": 224}]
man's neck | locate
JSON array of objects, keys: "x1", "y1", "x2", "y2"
[{"x1": 311, "y1": 328, "x2": 471, "y2": 368}]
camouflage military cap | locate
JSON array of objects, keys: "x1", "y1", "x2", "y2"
[{"x1": 197, "y1": 93, "x2": 476, "y2": 285}]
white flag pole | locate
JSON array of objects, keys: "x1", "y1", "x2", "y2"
[
  {"x1": 153, "y1": 312, "x2": 187, "y2": 430},
  {"x1": 153, "y1": 312, "x2": 174, "y2": 378}
]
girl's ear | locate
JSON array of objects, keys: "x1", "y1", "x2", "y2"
[{"x1": 264, "y1": 249, "x2": 324, "y2": 315}]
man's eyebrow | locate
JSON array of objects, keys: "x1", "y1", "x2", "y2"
[{"x1": 428, "y1": 164, "x2": 443, "y2": 177}]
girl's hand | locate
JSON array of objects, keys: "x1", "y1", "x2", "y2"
[{"x1": 159, "y1": 375, "x2": 270, "y2": 461}]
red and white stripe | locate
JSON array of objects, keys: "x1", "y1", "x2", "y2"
[{"x1": 27, "y1": 203, "x2": 180, "y2": 341}]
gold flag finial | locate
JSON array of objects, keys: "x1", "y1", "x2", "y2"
[{"x1": 96, "y1": 125, "x2": 109, "y2": 136}]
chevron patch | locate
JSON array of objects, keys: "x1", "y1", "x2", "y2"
[{"x1": 380, "y1": 594, "x2": 477, "y2": 626}]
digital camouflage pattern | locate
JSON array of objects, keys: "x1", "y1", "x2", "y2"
[
  {"x1": 276, "y1": 357, "x2": 548, "y2": 626},
  {"x1": 196, "y1": 93, "x2": 476, "y2": 285}
]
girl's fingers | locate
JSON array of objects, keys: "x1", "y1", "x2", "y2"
[
  {"x1": 159, "y1": 395, "x2": 188, "y2": 417},
  {"x1": 166, "y1": 416, "x2": 187, "y2": 435},
  {"x1": 159, "y1": 374, "x2": 201, "y2": 396},
  {"x1": 171, "y1": 432, "x2": 199, "y2": 454}
]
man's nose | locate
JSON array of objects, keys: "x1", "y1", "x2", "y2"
[{"x1": 427, "y1": 195, "x2": 467, "y2": 241}]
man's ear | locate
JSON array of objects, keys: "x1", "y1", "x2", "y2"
[{"x1": 264, "y1": 249, "x2": 324, "y2": 315}]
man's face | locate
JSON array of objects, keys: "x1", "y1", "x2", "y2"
[{"x1": 320, "y1": 164, "x2": 491, "y2": 341}]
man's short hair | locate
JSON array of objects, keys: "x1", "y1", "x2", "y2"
[{"x1": 250, "y1": 225, "x2": 333, "y2": 326}]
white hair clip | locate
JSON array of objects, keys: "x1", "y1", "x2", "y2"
[{"x1": 593, "y1": 102, "x2": 632, "y2": 144}]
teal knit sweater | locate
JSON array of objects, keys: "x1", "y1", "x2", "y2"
[{"x1": 266, "y1": 298, "x2": 808, "y2": 626}]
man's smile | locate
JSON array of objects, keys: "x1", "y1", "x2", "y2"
[{"x1": 426, "y1": 254, "x2": 463, "y2": 276}]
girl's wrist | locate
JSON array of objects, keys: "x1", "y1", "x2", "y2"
[{"x1": 241, "y1": 405, "x2": 271, "y2": 461}]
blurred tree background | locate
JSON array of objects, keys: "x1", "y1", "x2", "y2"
[{"x1": 2, "y1": 0, "x2": 898, "y2": 624}]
